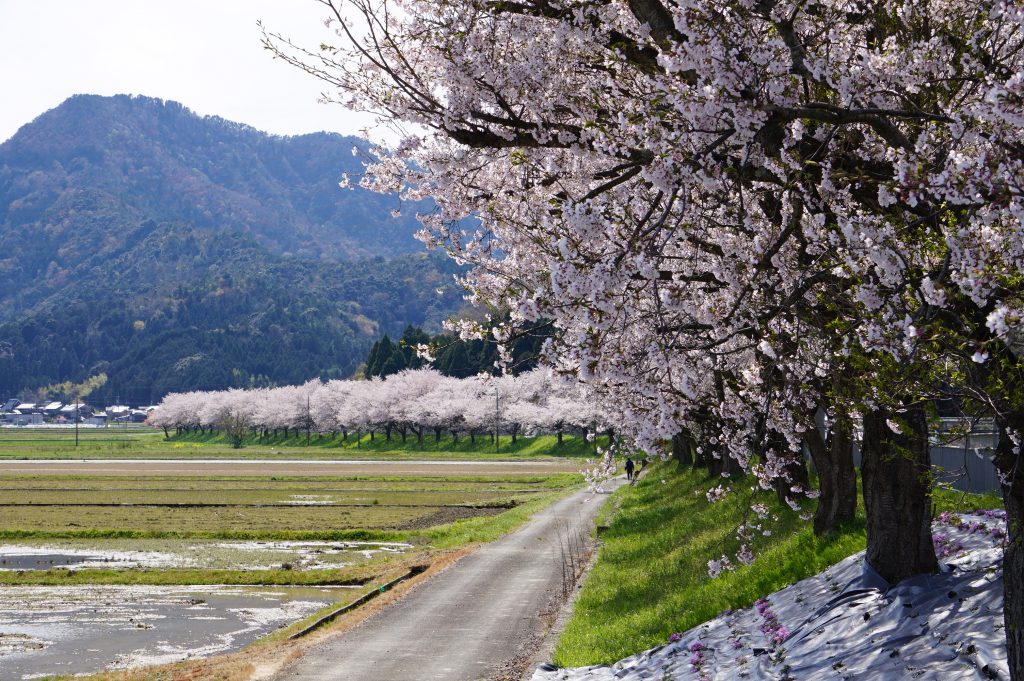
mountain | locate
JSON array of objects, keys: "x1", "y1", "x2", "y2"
[
  {"x1": 0, "y1": 94, "x2": 430, "y2": 322},
  {"x1": 0, "y1": 95, "x2": 464, "y2": 403}
]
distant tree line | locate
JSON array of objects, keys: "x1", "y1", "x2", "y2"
[
  {"x1": 364, "y1": 319, "x2": 550, "y2": 379},
  {"x1": 149, "y1": 368, "x2": 609, "y2": 447}
]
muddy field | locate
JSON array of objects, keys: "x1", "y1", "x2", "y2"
[
  {"x1": 0, "y1": 453, "x2": 584, "y2": 678},
  {"x1": 0, "y1": 540, "x2": 412, "y2": 571},
  {"x1": 0, "y1": 584, "x2": 356, "y2": 679}
]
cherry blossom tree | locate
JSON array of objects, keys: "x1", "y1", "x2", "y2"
[{"x1": 264, "y1": 1, "x2": 1024, "y2": 673}]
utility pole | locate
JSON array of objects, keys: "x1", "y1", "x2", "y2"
[{"x1": 74, "y1": 394, "x2": 79, "y2": 447}]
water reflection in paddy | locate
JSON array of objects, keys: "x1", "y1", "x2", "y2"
[
  {"x1": 0, "y1": 584, "x2": 356, "y2": 680},
  {"x1": 0, "y1": 540, "x2": 411, "y2": 571}
]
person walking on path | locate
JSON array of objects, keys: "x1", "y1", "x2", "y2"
[{"x1": 624, "y1": 456, "x2": 635, "y2": 482}]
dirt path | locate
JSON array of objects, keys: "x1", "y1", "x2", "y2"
[{"x1": 269, "y1": 480, "x2": 623, "y2": 681}]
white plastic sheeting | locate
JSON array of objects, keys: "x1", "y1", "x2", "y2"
[{"x1": 534, "y1": 511, "x2": 1007, "y2": 680}]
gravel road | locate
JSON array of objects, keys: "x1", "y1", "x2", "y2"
[{"x1": 271, "y1": 481, "x2": 622, "y2": 681}]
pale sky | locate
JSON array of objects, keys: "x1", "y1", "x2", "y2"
[{"x1": 0, "y1": 1, "x2": 383, "y2": 144}]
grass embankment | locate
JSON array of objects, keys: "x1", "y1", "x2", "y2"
[
  {"x1": 0, "y1": 427, "x2": 602, "y2": 459},
  {"x1": 554, "y1": 462, "x2": 1001, "y2": 666}
]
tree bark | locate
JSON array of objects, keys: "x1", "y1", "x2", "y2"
[
  {"x1": 672, "y1": 431, "x2": 694, "y2": 467},
  {"x1": 861, "y1": 405, "x2": 937, "y2": 584},
  {"x1": 805, "y1": 411, "x2": 857, "y2": 535},
  {"x1": 996, "y1": 413, "x2": 1024, "y2": 681}
]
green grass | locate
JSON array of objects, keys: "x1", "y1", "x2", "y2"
[
  {"x1": 422, "y1": 489, "x2": 575, "y2": 548},
  {"x1": 0, "y1": 428, "x2": 602, "y2": 460},
  {"x1": 172, "y1": 431, "x2": 601, "y2": 457},
  {"x1": 553, "y1": 462, "x2": 1002, "y2": 667}
]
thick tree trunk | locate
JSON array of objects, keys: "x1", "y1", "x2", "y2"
[
  {"x1": 162, "y1": 426, "x2": 169, "y2": 439},
  {"x1": 672, "y1": 431, "x2": 694, "y2": 467},
  {"x1": 434, "y1": 427, "x2": 442, "y2": 442},
  {"x1": 861, "y1": 405, "x2": 937, "y2": 584},
  {"x1": 557, "y1": 430, "x2": 563, "y2": 445},
  {"x1": 708, "y1": 443, "x2": 742, "y2": 478},
  {"x1": 997, "y1": 413, "x2": 1024, "y2": 681},
  {"x1": 805, "y1": 412, "x2": 857, "y2": 535}
]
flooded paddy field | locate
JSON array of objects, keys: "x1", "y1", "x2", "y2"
[
  {"x1": 0, "y1": 451, "x2": 583, "y2": 677},
  {"x1": 0, "y1": 583, "x2": 356, "y2": 680},
  {"x1": 0, "y1": 539, "x2": 412, "y2": 572}
]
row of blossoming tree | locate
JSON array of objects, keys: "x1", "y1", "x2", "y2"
[
  {"x1": 149, "y1": 368, "x2": 611, "y2": 445},
  {"x1": 264, "y1": 0, "x2": 1024, "y2": 674}
]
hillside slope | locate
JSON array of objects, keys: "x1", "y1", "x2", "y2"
[{"x1": 0, "y1": 95, "x2": 462, "y2": 402}]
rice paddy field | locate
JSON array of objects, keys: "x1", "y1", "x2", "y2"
[
  {"x1": 0, "y1": 427, "x2": 586, "y2": 569},
  {"x1": 0, "y1": 475, "x2": 567, "y2": 537},
  {"x1": 0, "y1": 427, "x2": 589, "y2": 679}
]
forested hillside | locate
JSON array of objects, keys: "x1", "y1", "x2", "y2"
[
  {"x1": 0, "y1": 95, "x2": 463, "y2": 402},
  {"x1": 363, "y1": 322, "x2": 550, "y2": 379}
]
